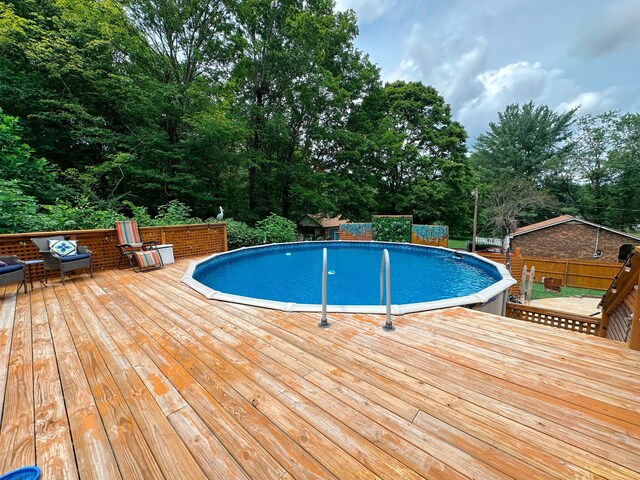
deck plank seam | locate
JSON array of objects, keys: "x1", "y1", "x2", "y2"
[
  {"x1": 0, "y1": 285, "x2": 15, "y2": 429},
  {"x1": 318, "y1": 310, "x2": 640, "y2": 427},
  {"x1": 317, "y1": 311, "x2": 640, "y2": 465},
  {"x1": 42, "y1": 284, "x2": 123, "y2": 480}
]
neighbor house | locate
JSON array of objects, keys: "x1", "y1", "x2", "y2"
[
  {"x1": 509, "y1": 215, "x2": 640, "y2": 263},
  {"x1": 297, "y1": 214, "x2": 348, "y2": 240}
]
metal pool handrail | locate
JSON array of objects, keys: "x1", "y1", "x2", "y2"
[
  {"x1": 380, "y1": 249, "x2": 394, "y2": 331},
  {"x1": 319, "y1": 247, "x2": 330, "y2": 328}
]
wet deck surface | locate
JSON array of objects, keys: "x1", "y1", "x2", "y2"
[{"x1": 1, "y1": 259, "x2": 639, "y2": 479}]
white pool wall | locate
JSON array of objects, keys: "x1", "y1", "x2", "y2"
[{"x1": 181, "y1": 241, "x2": 516, "y2": 315}]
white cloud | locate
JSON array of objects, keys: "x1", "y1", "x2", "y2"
[
  {"x1": 578, "y1": 0, "x2": 640, "y2": 57},
  {"x1": 556, "y1": 90, "x2": 615, "y2": 115},
  {"x1": 456, "y1": 61, "x2": 588, "y2": 138},
  {"x1": 386, "y1": 25, "x2": 617, "y2": 140},
  {"x1": 357, "y1": 1, "x2": 633, "y2": 142},
  {"x1": 387, "y1": 23, "x2": 489, "y2": 108},
  {"x1": 334, "y1": 0, "x2": 397, "y2": 23}
]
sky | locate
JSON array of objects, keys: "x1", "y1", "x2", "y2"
[{"x1": 334, "y1": 0, "x2": 640, "y2": 145}]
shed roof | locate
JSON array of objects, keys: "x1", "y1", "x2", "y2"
[
  {"x1": 511, "y1": 215, "x2": 640, "y2": 241},
  {"x1": 300, "y1": 214, "x2": 348, "y2": 228}
]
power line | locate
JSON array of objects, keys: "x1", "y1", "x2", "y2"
[{"x1": 559, "y1": 203, "x2": 640, "y2": 213}]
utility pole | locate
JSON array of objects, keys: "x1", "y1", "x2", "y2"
[{"x1": 471, "y1": 188, "x2": 478, "y2": 252}]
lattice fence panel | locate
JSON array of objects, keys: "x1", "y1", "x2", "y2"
[
  {"x1": 0, "y1": 224, "x2": 227, "y2": 278},
  {"x1": 163, "y1": 224, "x2": 227, "y2": 259},
  {"x1": 505, "y1": 303, "x2": 600, "y2": 336},
  {"x1": 605, "y1": 303, "x2": 632, "y2": 342}
]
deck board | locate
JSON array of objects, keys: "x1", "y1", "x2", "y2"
[
  {"x1": 31, "y1": 287, "x2": 78, "y2": 479},
  {"x1": 0, "y1": 286, "x2": 35, "y2": 474},
  {"x1": 0, "y1": 258, "x2": 640, "y2": 479}
]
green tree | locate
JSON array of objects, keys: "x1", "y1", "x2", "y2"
[
  {"x1": 471, "y1": 102, "x2": 577, "y2": 231},
  {"x1": 472, "y1": 101, "x2": 576, "y2": 185},
  {"x1": 255, "y1": 213, "x2": 297, "y2": 243},
  {"x1": 348, "y1": 81, "x2": 472, "y2": 233},
  {"x1": 0, "y1": 0, "x2": 139, "y2": 169},
  {"x1": 0, "y1": 109, "x2": 60, "y2": 203},
  {"x1": 565, "y1": 111, "x2": 618, "y2": 224},
  {"x1": 230, "y1": 0, "x2": 378, "y2": 220},
  {"x1": 607, "y1": 113, "x2": 640, "y2": 229}
]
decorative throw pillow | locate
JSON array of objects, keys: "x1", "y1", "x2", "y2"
[
  {"x1": 49, "y1": 239, "x2": 78, "y2": 257},
  {"x1": 0, "y1": 261, "x2": 6, "y2": 267}
]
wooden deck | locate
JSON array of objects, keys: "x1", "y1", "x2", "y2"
[{"x1": 1, "y1": 259, "x2": 640, "y2": 479}]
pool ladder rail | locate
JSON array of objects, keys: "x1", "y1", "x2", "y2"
[
  {"x1": 318, "y1": 247, "x2": 331, "y2": 328},
  {"x1": 379, "y1": 249, "x2": 394, "y2": 331},
  {"x1": 319, "y1": 247, "x2": 394, "y2": 331}
]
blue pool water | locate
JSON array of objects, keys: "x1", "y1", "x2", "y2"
[{"x1": 193, "y1": 242, "x2": 502, "y2": 306}]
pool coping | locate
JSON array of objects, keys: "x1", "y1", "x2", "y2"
[{"x1": 181, "y1": 241, "x2": 516, "y2": 315}]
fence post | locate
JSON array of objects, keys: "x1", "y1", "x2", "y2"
[{"x1": 563, "y1": 259, "x2": 569, "y2": 286}]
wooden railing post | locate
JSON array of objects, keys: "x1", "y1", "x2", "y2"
[{"x1": 629, "y1": 272, "x2": 640, "y2": 350}]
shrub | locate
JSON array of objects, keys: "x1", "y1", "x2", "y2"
[
  {"x1": 154, "y1": 200, "x2": 201, "y2": 225},
  {"x1": 256, "y1": 213, "x2": 297, "y2": 244},
  {"x1": 224, "y1": 219, "x2": 260, "y2": 250},
  {"x1": 122, "y1": 200, "x2": 153, "y2": 226},
  {"x1": 0, "y1": 180, "x2": 43, "y2": 233},
  {"x1": 372, "y1": 216, "x2": 412, "y2": 242}
]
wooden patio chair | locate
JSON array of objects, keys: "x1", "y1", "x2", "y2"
[
  {"x1": 0, "y1": 255, "x2": 27, "y2": 293},
  {"x1": 31, "y1": 236, "x2": 93, "y2": 285},
  {"x1": 115, "y1": 220, "x2": 163, "y2": 272}
]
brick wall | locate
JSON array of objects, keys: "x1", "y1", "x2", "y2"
[{"x1": 511, "y1": 221, "x2": 637, "y2": 263}]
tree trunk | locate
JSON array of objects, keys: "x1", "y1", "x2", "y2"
[{"x1": 248, "y1": 89, "x2": 265, "y2": 212}]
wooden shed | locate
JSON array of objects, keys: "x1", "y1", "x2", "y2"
[
  {"x1": 297, "y1": 215, "x2": 348, "y2": 240},
  {"x1": 509, "y1": 215, "x2": 640, "y2": 263}
]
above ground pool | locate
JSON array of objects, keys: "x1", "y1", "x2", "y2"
[{"x1": 182, "y1": 241, "x2": 516, "y2": 315}]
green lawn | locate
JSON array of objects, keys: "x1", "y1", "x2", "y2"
[
  {"x1": 448, "y1": 238, "x2": 469, "y2": 249},
  {"x1": 530, "y1": 282, "x2": 604, "y2": 300}
]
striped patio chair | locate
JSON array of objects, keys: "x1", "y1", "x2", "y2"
[{"x1": 115, "y1": 221, "x2": 163, "y2": 272}]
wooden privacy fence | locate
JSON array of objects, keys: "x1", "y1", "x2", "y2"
[
  {"x1": 505, "y1": 302, "x2": 601, "y2": 336},
  {"x1": 476, "y1": 248, "x2": 523, "y2": 297},
  {"x1": 0, "y1": 223, "x2": 227, "y2": 277},
  {"x1": 521, "y1": 256, "x2": 621, "y2": 290}
]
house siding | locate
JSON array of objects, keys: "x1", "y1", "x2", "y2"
[{"x1": 511, "y1": 221, "x2": 637, "y2": 263}]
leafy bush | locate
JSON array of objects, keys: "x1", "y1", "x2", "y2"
[
  {"x1": 372, "y1": 216, "x2": 412, "y2": 242},
  {"x1": 0, "y1": 180, "x2": 43, "y2": 233},
  {"x1": 256, "y1": 213, "x2": 297, "y2": 244},
  {"x1": 122, "y1": 200, "x2": 153, "y2": 226},
  {"x1": 223, "y1": 219, "x2": 260, "y2": 250},
  {"x1": 154, "y1": 200, "x2": 201, "y2": 225}
]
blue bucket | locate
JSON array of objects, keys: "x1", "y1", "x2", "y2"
[{"x1": 0, "y1": 466, "x2": 41, "y2": 480}]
